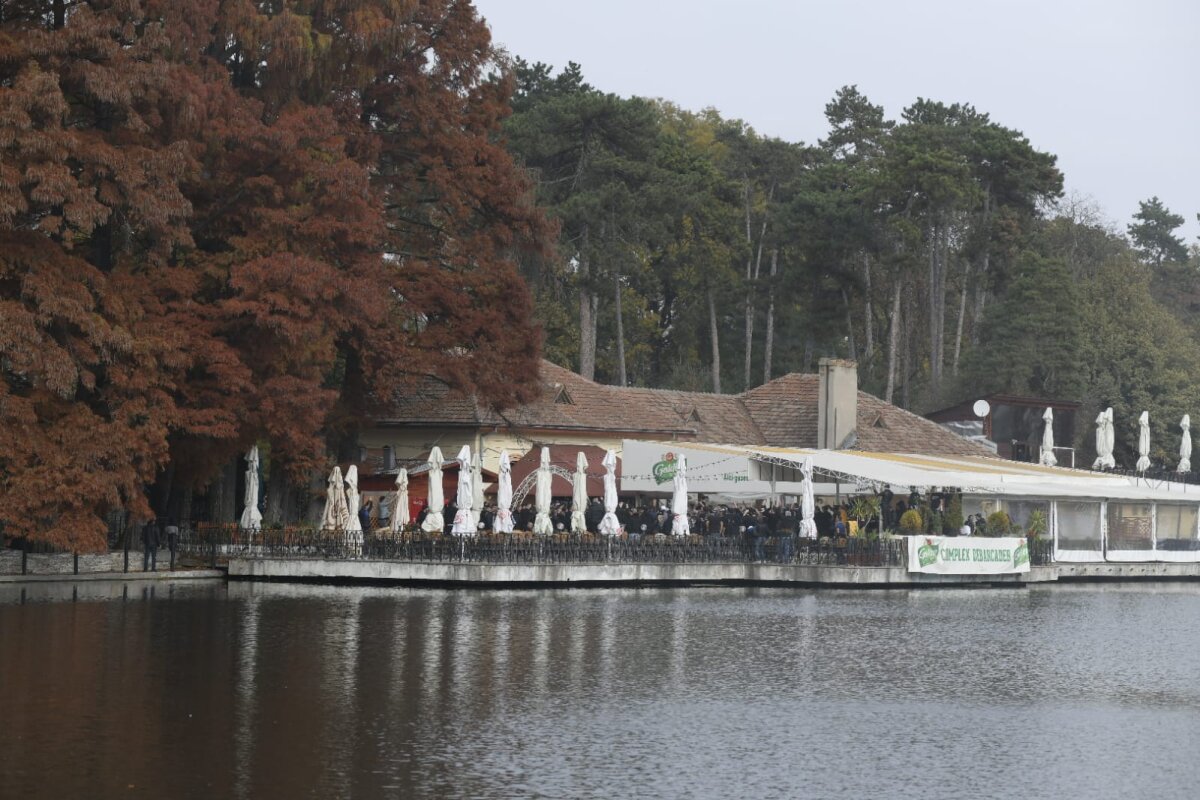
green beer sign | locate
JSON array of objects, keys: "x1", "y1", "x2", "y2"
[{"x1": 652, "y1": 452, "x2": 678, "y2": 485}]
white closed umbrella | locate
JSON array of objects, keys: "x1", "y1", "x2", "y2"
[
  {"x1": 390, "y1": 469, "x2": 410, "y2": 534},
  {"x1": 471, "y1": 449, "x2": 485, "y2": 532},
  {"x1": 239, "y1": 445, "x2": 264, "y2": 530},
  {"x1": 421, "y1": 447, "x2": 445, "y2": 533},
  {"x1": 1136, "y1": 411, "x2": 1151, "y2": 472},
  {"x1": 533, "y1": 447, "x2": 554, "y2": 536},
  {"x1": 1094, "y1": 407, "x2": 1116, "y2": 469},
  {"x1": 800, "y1": 456, "x2": 818, "y2": 539},
  {"x1": 570, "y1": 452, "x2": 588, "y2": 533},
  {"x1": 1103, "y1": 407, "x2": 1116, "y2": 468},
  {"x1": 452, "y1": 445, "x2": 474, "y2": 536},
  {"x1": 1092, "y1": 410, "x2": 1107, "y2": 469},
  {"x1": 495, "y1": 450, "x2": 515, "y2": 533},
  {"x1": 598, "y1": 449, "x2": 620, "y2": 536},
  {"x1": 344, "y1": 464, "x2": 363, "y2": 556},
  {"x1": 344, "y1": 465, "x2": 362, "y2": 533},
  {"x1": 1179, "y1": 415, "x2": 1192, "y2": 473},
  {"x1": 671, "y1": 455, "x2": 690, "y2": 536},
  {"x1": 321, "y1": 465, "x2": 349, "y2": 530},
  {"x1": 1039, "y1": 408, "x2": 1057, "y2": 467}
]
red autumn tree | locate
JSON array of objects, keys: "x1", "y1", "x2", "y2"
[{"x1": 0, "y1": 1, "x2": 548, "y2": 550}]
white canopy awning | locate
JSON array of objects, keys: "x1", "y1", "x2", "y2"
[{"x1": 621, "y1": 439, "x2": 1200, "y2": 504}]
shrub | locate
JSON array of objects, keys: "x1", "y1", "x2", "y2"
[
  {"x1": 944, "y1": 495, "x2": 964, "y2": 532},
  {"x1": 985, "y1": 510, "x2": 1013, "y2": 537},
  {"x1": 899, "y1": 509, "x2": 923, "y2": 533}
]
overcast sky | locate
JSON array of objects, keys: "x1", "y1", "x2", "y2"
[{"x1": 476, "y1": 0, "x2": 1199, "y2": 239}]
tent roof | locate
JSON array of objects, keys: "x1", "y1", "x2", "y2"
[{"x1": 643, "y1": 441, "x2": 1200, "y2": 504}]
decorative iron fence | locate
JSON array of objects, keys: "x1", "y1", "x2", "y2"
[
  {"x1": 0, "y1": 530, "x2": 1050, "y2": 576},
  {"x1": 174, "y1": 526, "x2": 909, "y2": 568}
]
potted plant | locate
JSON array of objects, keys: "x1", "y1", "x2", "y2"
[
  {"x1": 984, "y1": 510, "x2": 1013, "y2": 537},
  {"x1": 944, "y1": 495, "x2": 964, "y2": 535},
  {"x1": 1026, "y1": 508, "x2": 1048, "y2": 540},
  {"x1": 848, "y1": 496, "x2": 881, "y2": 536},
  {"x1": 899, "y1": 509, "x2": 923, "y2": 535}
]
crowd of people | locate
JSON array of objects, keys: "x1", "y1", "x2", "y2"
[
  {"x1": 369, "y1": 486, "x2": 988, "y2": 540},
  {"x1": 404, "y1": 497, "x2": 874, "y2": 539}
]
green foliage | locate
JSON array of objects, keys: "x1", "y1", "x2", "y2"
[
  {"x1": 1026, "y1": 508, "x2": 1048, "y2": 539},
  {"x1": 962, "y1": 252, "x2": 1086, "y2": 400},
  {"x1": 899, "y1": 509, "x2": 923, "y2": 533},
  {"x1": 985, "y1": 511, "x2": 1013, "y2": 537},
  {"x1": 1128, "y1": 197, "x2": 1189, "y2": 267},
  {"x1": 848, "y1": 495, "x2": 881, "y2": 523},
  {"x1": 944, "y1": 495, "x2": 964, "y2": 531}
]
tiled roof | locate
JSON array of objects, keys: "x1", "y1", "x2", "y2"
[
  {"x1": 382, "y1": 361, "x2": 700, "y2": 436},
  {"x1": 618, "y1": 385, "x2": 766, "y2": 444},
  {"x1": 741, "y1": 373, "x2": 992, "y2": 457},
  {"x1": 381, "y1": 360, "x2": 990, "y2": 457},
  {"x1": 740, "y1": 374, "x2": 819, "y2": 447}
]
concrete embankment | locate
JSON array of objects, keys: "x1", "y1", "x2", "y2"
[{"x1": 225, "y1": 557, "x2": 1200, "y2": 587}]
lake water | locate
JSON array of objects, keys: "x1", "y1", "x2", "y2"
[{"x1": 2, "y1": 579, "x2": 1200, "y2": 799}]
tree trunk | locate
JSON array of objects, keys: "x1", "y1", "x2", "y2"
[
  {"x1": 952, "y1": 258, "x2": 970, "y2": 376},
  {"x1": 863, "y1": 253, "x2": 874, "y2": 360},
  {"x1": 971, "y1": 261, "x2": 988, "y2": 347},
  {"x1": 613, "y1": 272, "x2": 627, "y2": 386},
  {"x1": 885, "y1": 278, "x2": 902, "y2": 404},
  {"x1": 208, "y1": 461, "x2": 237, "y2": 523},
  {"x1": 579, "y1": 283, "x2": 597, "y2": 381},
  {"x1": 157, "y1": 462, "x2": 175, "y2": 517},
  {"x1": 708, "y1": 289, "x2": 722, "y2": 393},
  {"x1": 902, "y1": 285, "x2": 912, "y2": 409},
  {"x1": 841, "y1": 287, "x2": 857, "y2": 361},
  {"x1": 763, "y1": 249, "x2": 777, "y2": 384},
  {"x1": 265, "y1": 464, "x2": 286, "y2": 526},
  {"x1": 970, "y1": 192, "x2": 993, "y2": 347},
  {"x1": 928, "y1": 222, "x2": 943, "y2": 397},
  {"x1": 180, "y1": 486, "x2": 194, "y2": 527},
  {"x1": 742, "y1": 180, "x2": 773, "y2": 391},
  {"x1": 578, "y1": 224, "x2": 597, "y2": 380}
]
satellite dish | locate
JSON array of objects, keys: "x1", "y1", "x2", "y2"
[{"x1": 973, "y1": 399, "x2": 991, "y2": 418}]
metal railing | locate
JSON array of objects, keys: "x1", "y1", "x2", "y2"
[
  {"x1": 174, "y1": 526, "x2": 910, "y2": 568},
  {"x1": 1, "y1": 530, "x2": 1049, "y2": 575}
]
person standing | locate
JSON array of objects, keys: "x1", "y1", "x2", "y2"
[
  {"x1": 378, "y1": 495, "x2": 391, "y2": 530},
  {"x1": 359, "y1": 499, "x2": 373, "y2": 533},
  {"x1": 141, "y1": 518, "x2": 160, "y2": 572},
  {"x1": 164, "y1": 517, "x2": 179, "y2": 569},
  {"x1": 777, "y1": 508, "x2": 796, "y2": 563}
]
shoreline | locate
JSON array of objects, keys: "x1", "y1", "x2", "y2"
[
  {"x1": 224, "y1": 557, "x2": 1200, "y2": 589},
  {"x1": 5, "y1": 560, "x2": 1200, "y2": 589}
]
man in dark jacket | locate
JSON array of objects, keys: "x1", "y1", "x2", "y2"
[
  {"x1": 141, "y1": 519, "x2": 160, "y2": 572},
  {"x1": 585, "y1": 498, "x2": 604, "y2": 533}
]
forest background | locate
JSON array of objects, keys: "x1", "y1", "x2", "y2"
[{"x1": 1, "y1": 1, "x2": 1197, "y2": 548}]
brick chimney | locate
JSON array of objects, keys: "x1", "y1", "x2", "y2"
[{"x1": 817, "y1": 358, "x2": 858, "y2": 449}]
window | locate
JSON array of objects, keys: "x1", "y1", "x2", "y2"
[
  {"x1": 1057, "y1": 502, "x2": 1103, "y2": 552},
  {"x1": 1106, "y1": 503, "x2": 1153, "y2": 551},
  {"x1": 1155, "y1": 505, "x2": 1199, "y2": 551}
]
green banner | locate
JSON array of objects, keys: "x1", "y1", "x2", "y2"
[{"x1": 907, "y1": 536, "x2": 1030, "y2": 575}]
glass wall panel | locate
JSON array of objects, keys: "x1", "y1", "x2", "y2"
[
  {"x1": 969, "y1": 498, "x2": 1049, "y2": 536},
  {"x1": 1155, "y1": 505, "x2": 1200, "y2": 551},
  {"x1": 1106, "y1": 503, "x2": 1153, "y2": 551},
  {"x1": 1056, "y1": 502, "x2": 1103, "y2": 552}
]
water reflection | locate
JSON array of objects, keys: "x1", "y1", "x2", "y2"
[{"x1": 2, "y1": 582, "x2": 1200, "y2": 798}]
